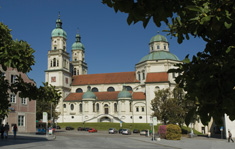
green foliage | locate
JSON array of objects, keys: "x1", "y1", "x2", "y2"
[
  {"x1": 58, "y1": 122, "x2": 160, "y2": 131},
  {"x1": 0, "y1": 22, "x2": 61, "y2": 122},
  {"x1": 151, "y1": 86, "x2": 191, "y2": 126},
  {"x1": 166, "y1": 124, "x2": 182, "y2": 140},
  {"x1": 103, "y1": 0, "x2": 235, "y2": 126},
  {"x1": 36, "y1": 82, "x2": 61, "y2": 120}
]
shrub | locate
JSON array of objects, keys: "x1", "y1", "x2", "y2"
[
  {"x1": 166, "y1": 124, "x2": 182, "y2": 140},
  {"x1": 158, "y1": 125, "x2": 167, "y2": 139}
]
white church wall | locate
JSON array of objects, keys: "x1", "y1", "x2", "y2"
[{"x1": 224, "y1": 114, "x2": 235, "y2": 138}]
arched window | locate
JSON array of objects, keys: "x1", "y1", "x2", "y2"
[
  {"x1": 126, "y1": 86, "x2": 132, "y2": 91},
  {"x1": 57, "y1": 60, "x2": 59, "y2": 67},
  {"x1": 76, "y1": 88, "x2": 83, "y2": 93},
  {"x1": 114, "y1": 103, "x2": 117, "y2": 112},
  {"x1": 93, "y1": 103, "x2": 95, "y2": 112},
  {"x1": 107, "y1": 87, "x2": 115, "y2": 92},
  {"x1": 164, "y1": 44, "x2": 166, "y2": 50},
  {"x1": 79, "y1": 103, "x2": 82, "y2": 112},
  {"x1": 138, "y1": 72, "x2": 141, "y2": 81},
  {"x1": 63, "y1": 104, "x2": 66, "y2": 108},
  {"x1": 50, "y1": 60, "x2": 53, "y2": 67},
  {"x1": 92, "y1": 87, "x2": 99, "y2": 92},
  {"x1": 155, "y1": 86, "x2": 160, "y2": 92},
  {"x1": 96, "y1": 103, "x2": 99, "y2": 112},
  {"x1": 53, "y1": 58, "x2": 56, "y2": 67},
  {"x1": 70, "y1": 104, "x2": 74, "y2": 111},
  {"x1": 73, "y1": 68, "x2": 77, "y2": 75},
  {"x1": 142, "y1": 71, "x2": 145, "y2": 80},
  {"x1": 157, "y1": 45, "x2": 160, "y2": 49}
]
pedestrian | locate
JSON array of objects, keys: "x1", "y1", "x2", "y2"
[
  {"x1": 228, "y1": 130, "x2": 234, "y2": 143},
  {"x1": 4, "y1": 122, "x2": 9, "y2": 139},
  {"x1": 13, "y1": 124, "x2": 18, "y2": 138},
  {"x1": 0, "y1": 124, "x2": 4, "y2": 139}
]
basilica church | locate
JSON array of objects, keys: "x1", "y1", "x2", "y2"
[{"x1": 45, "y1": 15, "x2": 181, "y2": 124}]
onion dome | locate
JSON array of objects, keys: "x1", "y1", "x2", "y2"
[
  {"x1": 149, "y1": 32, "x2": 168, "y2": 43},
  {"x1": 72, "y1": 29, "x2": 85, "y2": 50},
  {"x1": 118, "y1": 85, "x2": 132, "y2": 99},
  {"x1": 139, "y1": 51, "x2": 180, "y2": 63},
  {"x1": 51, "y1": 13, "x2": 67, "y2": 39},
  {"x1": 82, "y1": 86, "x2": 96, "y2": 99}
]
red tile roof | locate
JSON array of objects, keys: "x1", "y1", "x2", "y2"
[
  {"x1": 64, "y1": 91, "x2": 145, "y2": 101},
  {"x1": 72, "y1": 72, "x2": 140, "y2": 85},
  {"x1": 145, "y1": 72, "x2": 168, "y2": 83}
]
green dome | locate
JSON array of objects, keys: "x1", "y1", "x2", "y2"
[
  {"x1": 51, "y1": 14, "x2": 67, "y2": 39},
  {"x1": 72, "y1": 32, "x2": 85, "y2": 50},
  {"x1": 82, "y1": 86, "x2": 96, "y2": 99},
  {"x1": 139, "y1": 51, "x2": 180, "y2": 63},
  {"x1": 150, "y1": 34, "x2": 168, "y2": 43},
  {"x1": 51, "y1": 28, "x2": 67, "y2": 39},
  {"x1": 118, "y1": 86, "x2": 132, "y2": 99}
]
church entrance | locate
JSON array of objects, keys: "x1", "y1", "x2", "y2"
[{"x1": 104, "y1": 104, "x2": 109, "y2": 114}]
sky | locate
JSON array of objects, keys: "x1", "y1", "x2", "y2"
[{"x1": 0, "y1": 0, "x2": 206, "y2": 87}]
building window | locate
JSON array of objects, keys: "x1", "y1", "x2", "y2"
[
  {"x1": 70, "y1": 104, "x2": 74, "y2": 111},
  {"x1": 164, "y1": 45, "x2": 166, "y2": 50},
  {"x1": 18, "y1": 115, "x2": 24, "y2": 126},
  {"x1": 79, "y1": 104, "x2": 82, "y2": 112},
  {"x1": 10, "y1": 94, "x2": 16, "y2": 103},
  {"x1": 11, "y1": 75, "x2": 17, "y2": 84},
  {"x1": 107, "y1": 87, "x2": 115, "y2": 92},
  {"x1": 136, "y1": 107, "x2": 139, "y2": 112},
  {"x1": 73, "y1": 68, "x2": 77, "y2": 75},
  {"x1": 142, "y1": 71, "x2": 145, "y2": 80},
  {"x1": 93, "y1": 103, "x2": 95, "y2": 112},
  {"x1": 21, "y1": 98, "x2": 27, "y2": 105},
  {"x1": 75, "y1": 58, "x2": 77, "y2": 61},
  {"x1": 172, "y1": 72, "x2": 176, "y2": 78},
  {"x1": 53, "y1": 58, "x2": 56, "y2": 67},
  {"x1": 96, "y1": 103, "x2": 99, "y2": 112},
  {"x1": 139, "y1": 116, "x2": 142, "y2": 119},
  {"x1": 71, "y1": 116, "x2": 74, "y2": 119},
  {"x1": 114, "y1": 103, "x2": 117, "y2": 112},
  {"x1": 54, "y1": 40, "x2": 56, "y2": 43},
  {"x1": 76, "y1": 88, "x2": 83, "y2": 93},
  {"x1": 126, "y1": 86, "x2": 132, "y2": 91},
  {"x1": 57, "y1": 60, "x2": 59, "y2": 67},
  {"x1": 92, "y1": 87, "x2": 99, "y2": 92},
  {"x1": 142, "y1": 107, "x2": 144, "y2": 112},
  {"x1": 65, "y1": 78, "x2": 68, "y2": 84},
  {"x1": 130, "y1": 116, "x2": 132, "y2": 119},
  {"x1": 63, "y1": 46, "x2": 66, "y2": 50},
  {"x1": 157, "y1": 45, "x2": 160, "y2": 49},
  {"x1": 155, "y1": 86, "x2": 160, "y2": 92},
  {"x1": 130, "y1": 102, "x2": 132, "y2": 112},
  {"x1": 138, "y1": 72, "x2": 141, "y2": 81},
  {"x1": 63, "y1": 104, "x2": 66, "y2": 108},
  {"x1": 54, "y1": 47, "x2": 57, "y2": 50},
  {"x1": 50, "y1": 60, "x2": 53, "y2": 67}
]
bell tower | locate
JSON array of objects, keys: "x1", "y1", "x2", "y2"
[
  {"x1": 45, "y1": 13, "x2": 72, "y2": 122},
  {"x1": 71, "y1": 29, "x2": 88, "y2": 75}
]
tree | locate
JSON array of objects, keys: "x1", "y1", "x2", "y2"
[
  {"x1": 36, "y1": 82, "x2": 61, "y2": 121},
  {"x1": 0, "y1": 22, "x2": 61, "y2": 122},
  {"x1": 103, "y1": 0, "x2": 235, "y2": 126},
  {"x1": 151, "y1": 86, "x2": 190, "y2": 127}
]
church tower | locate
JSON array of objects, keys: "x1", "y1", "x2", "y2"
[
  {"x1": 71, "y1": 30, "x2": 87, "y2": 75},
  {"x1": 45, "y1": 13, "x2": 72, "y2": 122}
]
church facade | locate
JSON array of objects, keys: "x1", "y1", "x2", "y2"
[{"x1": 45, "y1": 15, "x2": 181, "y2": 124}]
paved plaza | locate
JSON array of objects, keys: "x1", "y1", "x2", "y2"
[{"x1": 0, "y1": 130, "x2": 234, "y2": 149}]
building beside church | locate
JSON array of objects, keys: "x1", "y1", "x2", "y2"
[
  {"x1": 45, "y1": 15, "x2": 235, "y2": 138},
  {"x1": 1, "y1": 66, "x2": 36, "y2": 133},
  {"x1": 45, "y1": 15, "x2": 180, "y2": 124}
]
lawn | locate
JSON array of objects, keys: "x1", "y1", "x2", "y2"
[{"x1": 57, "y1": 122, "x2": 202, "y2": 135}]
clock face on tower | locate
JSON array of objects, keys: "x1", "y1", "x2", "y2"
[{"x1": 51, "y1": 76, "x2": 56, "y2": 82}]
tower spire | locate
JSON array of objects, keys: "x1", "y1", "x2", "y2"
[
  {"x1": 75, "y1": 27, "x2": 81, "y2": 42},
  {"x1": 56, "y1": 12, "x2": 62, "y2": 29}
]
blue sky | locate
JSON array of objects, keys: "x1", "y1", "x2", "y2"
[{"x1": 0, "y1": 0, "x2": 206, "y2": 87}]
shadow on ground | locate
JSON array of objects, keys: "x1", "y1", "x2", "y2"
[{"x1": 0, "y1": 135, "x2": 48, "y2": 147}]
